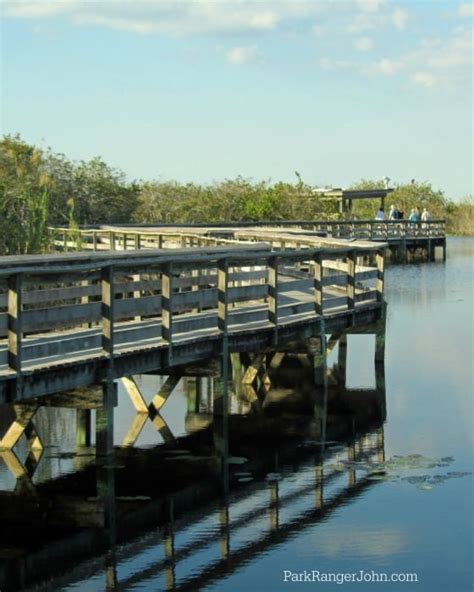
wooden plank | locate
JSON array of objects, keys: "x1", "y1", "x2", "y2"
[
  {"x1": 150, "y1": 375, "x2": 181, "y2": 412},
  {"x1": 121, "y1": 376, "x2": 148, "y2": 412}
]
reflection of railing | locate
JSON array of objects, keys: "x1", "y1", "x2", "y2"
[
  {"x1": 0, "y1": 243, "x2": 385, "y2": 407},
  {"x1": 116, "y1": 429, "x2": 385, "y2": 592}
]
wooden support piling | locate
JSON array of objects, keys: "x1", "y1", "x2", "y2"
[
  {"x1": 313, "y1": 253, "x2": 323, "y2": 316},
  {"x1": 8, "y1": 273, "x2": 23, "y2": 376},
  {"x1": 347, "y1": 251, "x2": 356, "y2": 310},
  {"x1": 376, "y1": 249, "x2": 385, "y2": 302},
  {"x1": 268, "y1": 256, "x2": 278, "y2": 342},
  {"x1": 101, "y1": 266, "x2": 115, "y2": 361},
  {"x1": 217, "y1": 258, "x2": 229, "y2": 336},
  {"x1": 95, "y1": 381, "x2": 117, "y2": 457},
  {"x1": 161, "y1": 263, "x2": 174, "y2": 364}
]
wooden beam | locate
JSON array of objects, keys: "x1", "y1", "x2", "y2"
[
  {"x1": 150, "y1": 375, "x2": 181, "y2": 413},
  {"x1": 0, "y1": 404, "x2": 38, "y2": 450},
  {"x1": 121, "y1": 376, "x2": 148, "y2": 413},
  {"x1": 122, "y1": 412, "x2": 148, "y2": 447}
]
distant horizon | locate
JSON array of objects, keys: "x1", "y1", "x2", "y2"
[{"x1": 2, "y1": 0, "x2": 473, "y2": 201}]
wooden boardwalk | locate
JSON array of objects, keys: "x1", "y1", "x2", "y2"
[
  {"x1": 0, "y1": 237, "x2": 385, "y2": 407},
  {"x1": 51, "y1": 218, "x2": 446, "y2": 262}
]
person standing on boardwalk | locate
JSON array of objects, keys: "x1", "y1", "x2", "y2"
[
  {"x1": 389, "y1": 204, "x2": 399, "y2": 220},
  {"x1": 375, "y1": 207, "x2": 385, "y2": 221},
  {"x1": 409, "y1": 208, "x2": 420, "y2": 222},
  {"x1": 421, "y1": 208, "x2": 431, "y2": 222}
]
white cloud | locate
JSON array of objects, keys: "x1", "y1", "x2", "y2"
[
  {"x1": 392, "y1": 8, "x2": 409, "y2": 30},
  {"x1": 3, "y1": 0, "x2": 77, "y2": 18},
  {"x1": 1, "y1": 1, "x2": 320, "y2": 36},
  {"x1": 412, "y1": 72, "x2": 437, "y2": 87},
  {"x1": 354, "y1": 36, "x2": 374, "y2": 51},
  {"x1": 225, "y1": 45, "x2": 259, "y2": 65},
  {"x1": 367, "y1": 57, "x2": 403, "y2": 75},
  {"x1": 324, "y1": 26, "x2": 472, "y2": 89},
  {"x1": 458, "y1": 3, "x2": 474, "y2": 17},
  {"x1": 319, "y1": 57, "x2": 350, "y2": 71},
  {"x1": 357, "y1": 0, "x2": 387, "y2": 14}
]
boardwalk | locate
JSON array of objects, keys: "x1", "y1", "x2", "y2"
[
  {"x1": 51, "y1": 218, "x2": 446, "y2": 262},
  {"x1": 0, "y1": 239, "x2": 384, "y2": 407}
]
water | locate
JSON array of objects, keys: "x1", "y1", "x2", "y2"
[{"x1": 0, "y1": 237, "x2": 472, "y2": 592}]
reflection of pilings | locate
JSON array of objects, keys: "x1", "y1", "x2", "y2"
[
  {"x1": 376, "y1": 427, "x2": 385, "y2": 464},
  {"x1": 220, "y1": 499, "x2": 230, "y2": 559},
  {"x1": 96, "y1": 381, "x2": 117, "y2": 457},
  {"x1": 0, "y1": 448, "x2": 40, "y2": 495},
  {"x1": 105, "y1": 550, "x2": 118, "y2": 592},
  {"x1": 269, "y1": 481, "x2": 279, "y2": 532},
  {"x1": 213, "y1": 342, "x2": 229, "y2": 417},
  {"x1": 315, "y1": 466, "x2": 323, "y2": 510},
  {"x1": 347, "y1": 442, "x2": 356, "y2": 487},
  {"x1": 164, "y1": 500, "x2": 176, "y2": 591},
  {"x1": 0, "y1": 403, "x2": 39, "y2": 450},
  {"x1": 313, "y1": 334, "x2": 327, "y2": 387}
]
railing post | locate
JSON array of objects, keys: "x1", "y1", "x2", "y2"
[
  {"x1": 313, "y1": 252, "x2": 323, "y2": 316},
  {"x1": 218, "y1": 258, "x2": 229, "y2": 336},
  {"x1": 101, "y1": 266, "x2": 115, "y2": 360},
  {"x1": 109, "y1": 231, "x2": 116, "y2": 251},
  {"x1": 8, "y1": 273, "x2": 23, "y2": 377},
  {"x1": 376, "y1": 249, "x2": 385, "y2": 302},
  {"x1": 134, "y1": 233, "x2": 141, "y2": 250},
  {"x1": 162, "y1": 263, "x2": 174, "y2": 363},
  {"x1": 93, "y1": 231, "x2": 98, "y2": 251},
  {"x1": 268, "y1": 256, "x2": 278, "y2": 342},
  {"x1": 347, "y1": 250, "x2": 356, "y2": 310}
]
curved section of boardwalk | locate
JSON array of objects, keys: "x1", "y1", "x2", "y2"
[{"x1": 0, "y1": 238, "x2": 385, "y2": 403}]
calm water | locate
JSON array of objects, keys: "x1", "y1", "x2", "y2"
[{"x1": 0, "y1": 237, "x2": 472, "y2": 592}]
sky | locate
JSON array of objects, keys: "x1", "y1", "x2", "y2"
[{"x1": 1, "y1": 0, "x2": 473, "y2": 199}]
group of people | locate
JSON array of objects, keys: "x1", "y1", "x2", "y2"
[{"x1": 375, "y1": 205, "x2": 431, "y2": 222}]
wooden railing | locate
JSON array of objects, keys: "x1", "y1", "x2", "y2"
[
  {"x1": 0, "y1": 243, "x2": 385, "y2": 378},
  {"x1": 49, "y1": 219, "x2": 445, "y2": 252}
]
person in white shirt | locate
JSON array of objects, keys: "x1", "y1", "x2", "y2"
[
  {"x1": 421, "y1": 208, "x2": 431, "y2": 222},
  {"x1": 375, "y1": 207, "x2": 385, "y2": 221}
]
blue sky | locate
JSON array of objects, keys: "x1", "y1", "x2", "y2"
[{"x1": 1, "y1": 0, "x2": 473, "y2": 199}]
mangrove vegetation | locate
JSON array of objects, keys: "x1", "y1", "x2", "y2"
[{"x1": 1, "y1": 134, "x2": 472, "y2": 255}]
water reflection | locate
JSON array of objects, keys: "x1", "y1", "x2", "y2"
[{"x1": 0, "y1": 322, "x2": 388, "y2": 591}]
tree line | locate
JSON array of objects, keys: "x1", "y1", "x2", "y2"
[{"x1": 0, "y1": 134, "x2": 472, "y2": 255}]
